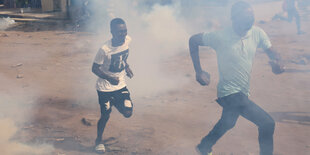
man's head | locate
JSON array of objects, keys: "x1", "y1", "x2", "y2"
[
  {"x1": 110, "y1": 18, "x2": 127, "y2": 45},
  {"x1": 231, "y1": 1, "x2": 255, "y2": 37}
]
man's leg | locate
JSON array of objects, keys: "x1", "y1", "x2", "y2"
[
  {"x1": 114, "y1": 87, "x2": 133, "y2": 118},
  {"x1": 240, "y1": 99, "x2": 275, "y2": 155},
  {"x1": 198, "y1": 93, "x2": 242, "y2": 153},
  {"x1": 272, "y1": 12, "x2": 288, "y2": 21},
  {"x1": 287, "y1": 9, "x2": 294, "y2": 23},
  {"x1": 292, "y1": 9, "x2": 303, "y2": 34},
  {"x1": 96, "y1": 91, "x2": 112, "y2": 145}
]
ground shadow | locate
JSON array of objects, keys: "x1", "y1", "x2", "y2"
[
  {"x1": 270, "y1": 112, "x2": 310, "y2": 126},
  {"x1": 53, "y1": 137, "x2": 94, "y2": 153},
  {"x1": 5, "y1": 21, "x2": 75, "y2": 32},
  {"x1": 53, "y1": 136, "x2": 123, "y2": 154},
  {"x1": 284, "y1": 68, "x2": 310, "y2": 73}
]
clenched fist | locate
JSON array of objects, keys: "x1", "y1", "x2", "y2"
[
  {"x1": 196, "y1": 71, "x2": 211, "y2": 86},
  {"x1": 269, "y1": 60, "x2": 285, "y2": 74}
]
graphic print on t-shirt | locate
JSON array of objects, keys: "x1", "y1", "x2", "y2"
[{"x1": 109, "y1": 49, "x2": 129, "y2": 73}]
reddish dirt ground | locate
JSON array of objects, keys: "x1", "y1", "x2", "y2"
[{"x1": 1, "y1": 3, "x2": 310, "y2": 155}]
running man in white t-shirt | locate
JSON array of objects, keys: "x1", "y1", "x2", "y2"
[
  {"x1": 92, "y1": 18, "x2": 134, "y2": 154},
  {"x1": 189, "y1": 1, "x2": 284, "y2": 155}
]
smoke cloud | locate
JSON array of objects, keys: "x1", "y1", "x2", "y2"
[
  {"x1": 0, "y1": 17, "x2": 15, "y2": 30},
  {"x1": 0, "y1": 118, "x2": 53, "y2": 155},
  {"x1": 0, "y1": 75, "x2": 53, "y2": 155}
]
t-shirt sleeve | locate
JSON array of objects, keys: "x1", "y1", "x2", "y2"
[
  {"x1": 126, "y1": 35, "x2": 132, "y2": 44},
  {"x1": 202, "y1": 31, "x2": 218, "y2": 49},
  {"x1": 257, "y1": 28, "x2": 272, "y2": 50},
  {"x1": 93, "y1": 48, "x2": 105, "y2": 64}
]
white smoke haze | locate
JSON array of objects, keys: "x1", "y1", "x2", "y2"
[
  {"x1": 127, "y1": 3, "x2": 191, "y2": 97},
  {"x1": 0, "y1": 75, "x2": 54, "y2": 155},
  {"x1": 251, "y1": 1, "x2": 283, "y2": 22},
  {"x1": 0, "y1": 118, "x2": 53, "y2": 155},
  {"x1": 0, "y1": 17, "x2": 16, "y2": 30},
  {"x1": 0, "y1": 74, "x2": 34, "y2": 120}
]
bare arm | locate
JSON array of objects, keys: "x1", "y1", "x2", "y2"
[
  {"x1": 189, "y1": 33, "x2": 205, "y2": 74},
  {"x1": 125, "y1": 63, "x2": 134, "y2": 78},
  {"x1": 92, "y1": 63, "x2": 119, "y2": 85},
  {"x1": 264, "y1": 47, "x2": 285, "y2": 74},
  {"x1": 189, "y1": 33, "x2": 210, "y2": 85},
  {"x1": 264, "y1": 47, "x2": 281, "y2": 61}
]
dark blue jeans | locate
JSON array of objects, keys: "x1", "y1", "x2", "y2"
[
  {"x1": 287, "y1": 8, "x2": 301, "y2": 33},
  {"x1": 200, "y1": 92, "x2": 275, "y2": 155}
]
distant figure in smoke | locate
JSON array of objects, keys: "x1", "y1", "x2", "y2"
[
  {"x1": 272, "y1": 0, "x2": 305, "y2": 35},
  {"x1": 189, "y1": 1, "x2": 285, "y2": 155},
  {"x1": 92, "y1": 18, "x2": 134, "y2": 153},
  {"x1": 74, "y1": 0, "x2": 92, "y2": 31}
]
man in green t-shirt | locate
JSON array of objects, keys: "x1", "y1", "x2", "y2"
[{"x1": 189, "y1": 1, "x2": 284, "y2": 155}]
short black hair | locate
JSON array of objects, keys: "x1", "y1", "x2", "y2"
[
  {"x1": 110, "y1": 18, "x2": 126, "y2": 31},
  {"x1": 231, "y1": 1, "x2": 252, "y2": 20}
]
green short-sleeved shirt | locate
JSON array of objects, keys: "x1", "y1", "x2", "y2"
[{"x1": 202, "y1": 26, "x2": 272, "y2": 98}]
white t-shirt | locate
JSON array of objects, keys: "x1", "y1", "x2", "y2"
[{"x1": 93, "y1": 36, "x2": 131, "y2": 92}]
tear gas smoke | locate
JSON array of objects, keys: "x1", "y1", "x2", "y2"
[
  {"x1": 0, "y1": 75, "x2": 53, "y2": 155},
  {"x1": 0, "y1": 118, "x2": 53, "y2": 155}
]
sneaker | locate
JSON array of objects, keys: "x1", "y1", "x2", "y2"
[
  {"x1": 95, "y1": 143, "x2": 106, "y2": 154},
  {"x1": 196, "y1": 143, "x2": 212, "y2": 155}
]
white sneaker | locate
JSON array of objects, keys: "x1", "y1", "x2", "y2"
[{"x1": 95, "y1": 144, "x2": 106, "y2": 154}]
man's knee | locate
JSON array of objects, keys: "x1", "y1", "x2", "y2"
[
  {"x1": 123, "y1": 109, "x2": 133, "y2": 118},
  {"x1": 100, "y1": 112, "x2": 110, "y2": 121},
  {"x1": 225, "y1": 120, "x2": 237, "y2": 130},
  {"x1": 122, "y1": 100, "x2": 133, "y2": 118},
  {"x1": 266, "y1": 117, "x2": 275, "y2": 128},
  {"x1": 268, "y1": 118, "x2": 275, "y2": 130},
  {"x1": 99, "y1": 107, "x2": 111, "y2": 121},
  {"x1": 220, "y1": 118, "x2": 237, "y2": 130},
  {"x1": 260, "y1": 117, "x2": 275, "y2": 133}
]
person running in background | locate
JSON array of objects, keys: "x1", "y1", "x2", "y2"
[
  {"x1": 189, "y1": 1, "x2": 285, "y2": 155},
  {"x1": 273, "y1": 0, "x2": 305, "y2": 35},
  {"x1": 92, "y1": 18, "x2": 134, "y2": 154}
]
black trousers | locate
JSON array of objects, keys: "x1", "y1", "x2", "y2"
[
  {"x1": 95, "y1": 87, "x2": 133, "y2": 145},
  {"x1": 200, "y1": 92, "x2": 275, "y2": 155}
]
